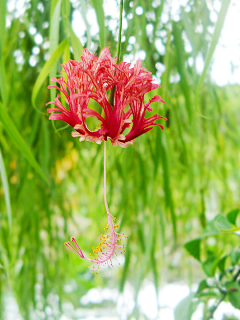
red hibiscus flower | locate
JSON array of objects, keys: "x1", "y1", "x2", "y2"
[{"x1": 46, "y1": 47, "x2": 166, "y2": 147}]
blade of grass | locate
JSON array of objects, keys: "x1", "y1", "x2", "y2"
[
  {"x1": 195, "y1": 0, "x2": 231, "y2": 104},
  {"x1": 172, "y1": 22, "x2": 192, "y2": 122},
  {"x1": 0, "y1": 103, "x2": 48, "y2": 184},
  {"x1": 119, "y1": 239, "x2": 130, "y2": 293},
  {"x1": 79, "y1": 0, "x2": 92, "y2": 50},
  {"x1": 0, "y1": 147, "x2": 12, "y2": 232},
  {"x1": 70, "y1": 26, "x2": 83, "y2": 62},
  {"x1": 0, "y1": 0, "x2": 7, "y2": 106},
  {"x1": 49, "y1": 0, "x2": 62, "y2": 102},
  {"x1": 91, "y1": 0, "x2": 105, "y2": 49},
  {"x1": 151, "y1": 216, "x2": 159, "y2": 308},
  {"x1": 0, "y1": 0, "x2": 6, "y2": 57},
  {"x1": 160, "y1": 134, "x2": 177, "y2": 243},
  {"x1": 40, "y1": 119, "x2": 50, "y2": 178},
  {"x1": 0, "y1": 59, "x2": 8, "y2": 108},
  {"x1": 31, "y1": 38, "x2": 69, "y2": 109},
  {"x1": 62, "y1": 0, "x2": 70, "y2": 38},
  {"x1": 49, "y1": 0, "x2": 62, "y2": 56},
  {"x1": 152, "y1": 0, "x2": 164, "y2": 45}
]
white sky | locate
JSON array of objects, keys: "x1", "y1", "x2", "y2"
[{"x1": 210, "y1": 0, "x2": 240, "y2": 86}]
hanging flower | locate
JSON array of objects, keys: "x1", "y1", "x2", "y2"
[
  {"x1": 46, "y1": 47, "x2": 166, "y2": 147},
  {"x1": 47, "y1": 47, "x2": 167, "y2": 273}
]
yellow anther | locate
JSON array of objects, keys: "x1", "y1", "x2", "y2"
[
  {"x1": 91, "y1": 270, "x2": 94, "y2": 273},
  {"x1": 92, "y1": 246, "x2": 94, "y2": 249},
  {"x1": 99, "y1": 237, "x2": 102, "y2": 240},
  {"x1": 114, "y1": 217, "x2": 117, "y2": 221},
  {"x1": 90, "y1": 253, "x2": 92, "y2": 256}
]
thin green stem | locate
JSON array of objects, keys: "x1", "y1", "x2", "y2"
[
  {"x1": 205, "y1": 267, "x2": 240, "y2": 320},
  {"x1": 104, "y1": 140, "x2": 109, "y2": 215},
  {"x1": 116, "y1": 0, "x2": 123, "y2": 65},
  {"x1": 109, "y1": 0, "x2": 124, "y2": 108}
]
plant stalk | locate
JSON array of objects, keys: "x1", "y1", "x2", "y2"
[
  {"x1": 205, "y1": 267, "x2": 240, "y2": 320},
  {"x1": 109, "y1": 0, "x2": 124, "y2": 108}
]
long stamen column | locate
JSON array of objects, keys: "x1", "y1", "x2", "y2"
[{"x1": 65, "y1": 140, "x2": 126, "y2": 273}]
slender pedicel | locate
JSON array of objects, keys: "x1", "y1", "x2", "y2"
[{"x1": 65, "y1": 141, "x2": 127, "y2": 273}]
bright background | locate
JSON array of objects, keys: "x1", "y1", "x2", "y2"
[{"x1": 1, "y1": 0, "x2": 240, "y2": 319}]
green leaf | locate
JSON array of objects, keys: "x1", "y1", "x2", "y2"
[
  {"x1": 226, "y1": 281, "x2": 240, "y2": 309},
  {"x1": 62, "y1": 0, "x2": 70, "y2": 37},
  {"x1": 184, "y1": 238, "x2": 201, "y2": 262},
  {"x1": 0, "y1": 148, "x2": 12, "y2": 231},
  {"x1": 215, "y1": 215, "x2": 240, "y2": 233},
  {"x1": 79, "y1": 0, "x2": 91, "y2": 49},
  {"x1": 195, "y1": 0, "x2": 231, "y2": 103},
  {"x1": 49, "y1": 0, "x2": 62, "y2": 102},
  {"x1": 0, "y1": 0, "x2": 7, "y2": 107},
  {"x1": 0, "y1": 56, "x2": 7, "y2": 107},
  {"x1": 230, "y1": 249, "x2": 240, "y2": 265},
  {"x1": 91, "y1": 0, "x2": 105, "y2": 49},
  {"x1": 217, "y1": 255, "x2": 228, "y2": 273},
  {"x1": 202, "y1": 256, "x2": 217, "y2": 277},
  {"x1": 181, "y1": 9, "x2": 198, "y2": 58},
  {"x1": 215, "y1": 215, "x2": 232, "y2": 231},
  {"x1": 0, "y1": 0, "x2": 6, "y2": 57},
  {"x1": 195, "y1": 279, "x2": 209, "y2": 296},
  {"x1": 70, "y1": 27, "x2": 83, "y2": 62},
  {"x1": 31, "y1": 38, "x2": 69, "y2": 109},
  {"x1": 227, "y1": 208, "x2": 240, "y2": 226},
  {"x1": 0, "y1": 103, "x2": 48, "y2": 184},
  {"x1": 174, "y1": 293, "x2": 195, "y2": 320},
  {"x1": 49, "y1": 0, "x2": 62, "y2": 55},
  {"x1": 172, "y1": 22, "x2": 192, "y2": 122},
  {"x1": 201, "y1": 217, "x2": 220, "y2": 237},
  {"x1": 119, "y1": 239, "x2": 130, "y2": 293},
  {"x1": 160, "y1": 134, "x2": 177, "y2": 242}
]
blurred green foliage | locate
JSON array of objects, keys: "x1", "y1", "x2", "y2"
[{"x1": 0, "y1": 0, "x2": 240, "y2": 319}]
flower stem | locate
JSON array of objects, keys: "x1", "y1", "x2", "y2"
[
  {"x1": 104, "y1": 140, "x2": 109, "y2": 215},
  {"x1": 109, "y1": 0, "x2": 124, "y2": 108}
]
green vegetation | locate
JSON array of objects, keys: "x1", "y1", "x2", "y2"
[{"x1": 0, "y1": 0, "x2": 240, "y2": 319}]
